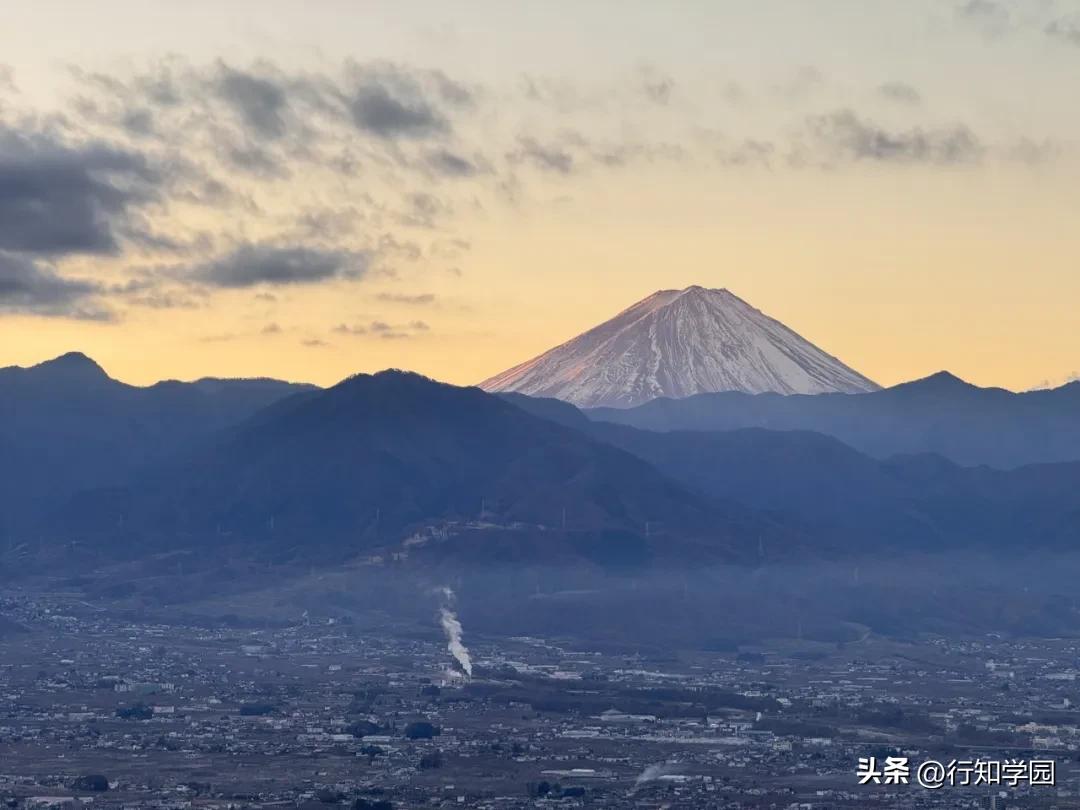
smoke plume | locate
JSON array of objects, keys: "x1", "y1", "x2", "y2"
[
  {"x1": 435, "y1": 586, "x2": 472, "y2": 678},
  {"x1": 635, "y1": 761, "x2": 680, "y2": 787}
]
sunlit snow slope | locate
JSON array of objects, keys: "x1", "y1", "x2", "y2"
[{"x1": 479, "y1": 286, "x2": 879, "y2": 408}]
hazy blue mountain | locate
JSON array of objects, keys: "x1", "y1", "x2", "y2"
[
  {"x1": 505, "y1": 392, "x2": 1080, "y2": 552},
  {"x1": 587, "y1": 371, "x2": 1080, "y2": 468},
  {"x1": 0, "y1": 352, "x2": 313, "y2": 525}
]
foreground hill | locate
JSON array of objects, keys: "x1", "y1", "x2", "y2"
[
  {"x1": 58, "y1": 371, "x2": 782, "y2": 566},
  {"x1": 480, "y1": 286, "x2": 878, "y2": 408},
  {"x1": 589, "y1": 371, "x2": 1080, "y2": 468}
]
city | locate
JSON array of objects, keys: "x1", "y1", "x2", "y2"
[{"x1": 2, "y1": 586, "x2": 1079, "y2": 808}]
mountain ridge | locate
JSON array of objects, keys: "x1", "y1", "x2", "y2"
[
  {"x1": 0, "y1": 352, "x2": 316, "y2": 529},
  {"x1": 588, "y1": 370, "x2": 1080, "y2": 468},
  {"x1": 1, "y1": 352, "x2": 316, "y2": 391}
]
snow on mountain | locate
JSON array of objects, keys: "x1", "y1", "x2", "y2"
[{"x1": 479, "y1": 285, "x2": 879, "y2": 408}]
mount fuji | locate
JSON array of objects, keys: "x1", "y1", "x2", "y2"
[{"x1": 479, "y1": 285, "x2": 879, "y2": 408}]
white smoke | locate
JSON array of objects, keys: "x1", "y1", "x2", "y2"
[
  {"x1": 634, "y1": 761, "x2": 680, "y2": 788},
  {"x1": 435, "y1": 586, "x2": 472, "y2": 679}
]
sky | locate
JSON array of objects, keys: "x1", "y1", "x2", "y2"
[{"x1": 1, "y1": 0, "x2": 1078, "y2": 391}]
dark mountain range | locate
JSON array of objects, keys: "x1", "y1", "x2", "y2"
[
  {"x1": 6, "y1": 352, "x2": 1080, "y2": 577},
  {"x1": 57, "y1": 370, "x2": 786, "y2": 567},
  {"x1": 0, "y1": 352, "x2": 313, "y2": 525},
  {"x1": 588, "y1": 371, "x2": 1080, "y2": 469},
  {"x1": 504, "y1": 392, "x2": 1080, "y2": 552}
]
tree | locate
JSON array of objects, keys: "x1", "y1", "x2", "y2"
[
  {"x1": 403, "y1": 721, "x2": 440, "y2": 740},
  {"x1": 73, "y1": 774, "x2": 109, "y2": 792},
  {"x1": 116, "y1": 703, "x2": 153, "y2": 720},
  {"x1": 352, "y1": 799, "x2": 393, "y2": 810},
  {"x1": 347, "y1": 719, "x2": 382, "y2": 738}
]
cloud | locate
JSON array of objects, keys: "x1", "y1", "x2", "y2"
[
  {"x1": 430, "y1": 238, "x2": 470, "y2": 260},
  {"x1": 506, "y1": 131, "x2": 684, "y2": 177},
  {"x1": 1005, "y1": 137, "x2": 1063, "y2": 165},
  {"x1": 775, "y1": 66, "x2": 826, "y2": 101},
  {"x1": 344, "y1": 65, "x2": 454, "y2": 139},
  {"x1": 800, "y1": 109, "x2": 983, "y2": 166},
  {"x1": 377, "y1": 233, "x2": 423, "y2": 262},
  {"x1": 1046, "y1": 18, "x2": 1080, "y2": 47},
  {"x1": 0, "y1": 125, "x2": 158, "y2": 256},
  {"x1": 104, "y1": 274, "x2": 208, "y2": 311},
  {"x1": 0, "y1": 251, "x2": 108, "y2": 319},
  {"x1": 119, "y1": 107, "x2": 154, "y2": 136},
  {"x1": 426, "y1": 148, "x2": 479, "y2": 177},
  {"x1": 293, "y1": 206, "x2": 365, "y2": 240},
  {"x1": 375, "y1": 292, "x2": 436, "y2": 305},
  {"x1": 332, "y1": 323, "x2": 367, "y2": 335},
  {"x1": 638, "y1": 66, "x2": 674, "y2": 105},
  {"x1": 878, "y1": 81, "x2": 922, "y2": 105},
  {"x1": 224, "y1": 142, "x2": 291, "y2": 178},
  {"x1": 214, "y1": 64, "x2": 289, "y2": 139},
  {"x1": 706, "y1": 135, "x2": 776, "y2": 168},
  {"x1": 507, "y1": 136, "x2": 574, "y2": 174},
  {"x1": 956, "y1": 0, "x2": 1011, "y2": 33},
  {"x1": 348, "y1": 84, "x2": 442, "y2": 137},
  {"x1": 955, "y1": 1, "x2": 1080, "y2": 47},
  {"x1": 125, "y1": 289, "x2": 204, "y2": 310},
  {"x1": 301, "y1": 337, "x2": 328, "y2": 347},
  {"x1": 261, "y1": 321, "x2": 282, "y2": 334},
  {"x1": 69, "y1": 60, "x2": 479, "y2": 201},
  {"x1": 957, "y1": 0, "x2": 1006, "y2": 19},
  {"x1": 334, "y1": 318, "x2": 429, "y2": 339},
  {"x1": 189, "y1": 244, "x2": 368, "y2": 288},
  {"x1": 400, "y1": 192, "x2": 452, "y2": 228},
  {"x1": 198, "y1": 332, "x2": 238, "y2": 343}
]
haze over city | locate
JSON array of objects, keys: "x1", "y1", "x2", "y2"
[{"x1": 2, "y1": 0, "x2": 1080, "y2": 390}]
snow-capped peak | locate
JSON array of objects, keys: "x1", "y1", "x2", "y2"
[{"x1": 479, "y1": 285, "x2": 879, "y2": 408}]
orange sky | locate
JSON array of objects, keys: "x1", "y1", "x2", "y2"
[{"x1": 2, "y1": 1, "x2": 1078, "y2": 391}]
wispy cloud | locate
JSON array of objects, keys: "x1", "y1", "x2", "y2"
[
  {"x1": 375, "y1": 292, "x2": 437, "y2": 305},
  {"x1": 797, "y1": 109, "x2": 984, "y2": 167}
]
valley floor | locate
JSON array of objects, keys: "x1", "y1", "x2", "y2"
[{"x1": 2, "y1": 586, "x2": 1079, "y2": 809}]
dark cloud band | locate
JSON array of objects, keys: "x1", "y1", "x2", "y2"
[{"x1": 190, "y1": 244, "x2": 369, "y2": 288}]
